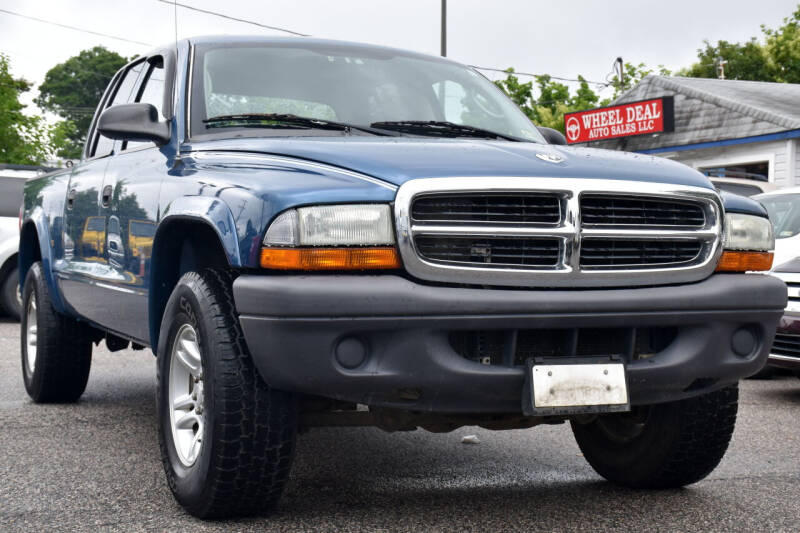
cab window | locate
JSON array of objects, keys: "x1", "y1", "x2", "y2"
[
  {"x1": 123, "y1": 59, "x2": 166, "y2": 151},
  {"x1": 90, "y1": 60, "x2": 147, "y2": 159}
]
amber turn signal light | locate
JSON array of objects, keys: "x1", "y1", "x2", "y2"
[
  {"x1": 715, "y1": 251, "x2": 773, "y2": 272},
  {"x1": 260, "y1": 246, "x2": 402, "y2": 270}
]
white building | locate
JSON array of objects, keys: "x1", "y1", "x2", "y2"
[{"x1": 585, "y1": 76, "x2": 800, "y2": 191}]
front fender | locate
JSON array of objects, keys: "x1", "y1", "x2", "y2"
[{"x1": 159, "y1": 196, "x2": 241, "y2": 266}]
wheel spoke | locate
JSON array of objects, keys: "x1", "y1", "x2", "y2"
[
  {"x1": 176, "y1": 338, "x2": 201, "y2": 374},
  {"x1": 173, "y1": 393, "x2": 194, "y2": 411},
  {"x1": 175, "y1": 411, "x2": 200, "y2": 430},
  {"x1": 186, "y1": 431, "x2": 202, "y2": 462}
]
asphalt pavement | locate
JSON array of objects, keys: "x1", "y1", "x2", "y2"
[{"x1": 1, "y1": 318, "x2": 799, "y2": 532}]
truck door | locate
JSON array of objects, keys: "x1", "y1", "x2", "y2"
[
  {"x1": 98, "y1": 55, "x2": 168, "y2": 342},
  {"x1": 60, "y1": 59, "x2": 148, "y2": 328}
]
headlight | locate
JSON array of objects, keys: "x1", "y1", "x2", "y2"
[
  {"x1": 717, "y1": 213, "x2": 774, "y2": 272},
  {"x1": 261, "y1": 204, "x2": 401, "y2": 270},
  {"x1": 723, "y1": 213, "x2": 773, "y2": 251},
  {"x1": 264, "y1": 204, "x2": 395, "y2": 246}
]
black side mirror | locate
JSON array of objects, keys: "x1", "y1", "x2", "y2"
[
  {"x1": 537, "y1": 126, "x2": 568, "y2": 146},
  {"x1": 97, "y1": 103, "x2": 170, "y2": 146}
]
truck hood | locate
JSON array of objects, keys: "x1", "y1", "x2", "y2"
[{"x1": 184, "y1": 136, "x2": 715, "y2": 190}]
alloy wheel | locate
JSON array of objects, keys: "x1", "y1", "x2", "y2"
[
  {"x1": 168, "y1": 323, "x2": 205, "y2": 467},
  {"x1": 24, "y1": 293, "x2": 37, "y2": 374}
]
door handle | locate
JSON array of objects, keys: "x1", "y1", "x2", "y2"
[
  {"x1": 101, "y1": 185, "x2": 113, "y2": 207},
  {"x1": 67, "y1": 188, "x2": 76, "y2": 210}
]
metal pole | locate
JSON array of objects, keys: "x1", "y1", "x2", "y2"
[{"x1": 441, "y1": 0, "x2": 446, "y2": 57}]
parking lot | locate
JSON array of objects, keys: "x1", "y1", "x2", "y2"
[{"x1": 0, "y1": 318, "x2": 798, "y2": 532}]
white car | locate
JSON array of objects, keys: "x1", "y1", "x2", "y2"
[
  {"x1": 0, "y1": 165, "x2": 47, "y2": 320},
  {"x1": 753, "y1": 189, "x2": 800, "y2": 377},
  {"x1": 0, "y1": 172, "x2": 26, "y2": 320},
  {"x1": 754, "y1": 188, "x2": 800, "y2": 269}
]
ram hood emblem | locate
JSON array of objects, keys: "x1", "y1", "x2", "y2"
[{"x1": 535, "y1": 152, "x2": 565, "y2": 164}]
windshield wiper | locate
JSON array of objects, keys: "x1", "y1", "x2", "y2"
[
  {"x1": 369, "y1": 120, "x2": 523, "y2": 141},
  {"x1": 203, "y1": 113, "x2": 394, "y2": 136}
]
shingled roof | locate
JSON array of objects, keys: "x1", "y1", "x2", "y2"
[{"x1": 585, "y1": 75, "x2": 800, "y2": 152}]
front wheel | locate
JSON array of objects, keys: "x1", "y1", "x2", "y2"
[
  {"x1": 156, "y1": 269, "x2": 298, "y2": 519},
  {"x1": 571, "y1": 385, "x2": 738, "y2": 489}
]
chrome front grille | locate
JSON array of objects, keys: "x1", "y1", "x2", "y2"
[{"x1": 394, "y1": 177, "x2": 724, "y2": 288}]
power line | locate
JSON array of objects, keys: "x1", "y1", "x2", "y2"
[
  {"x1": 470, "y1": 65, "x2": 609, "y2": 87},
  {"x1": 156, "y1": 0, "x2": 309, "y2": 37},
  {"x1": 0, "y1": 8, "x2": 152, "y2": 47}
]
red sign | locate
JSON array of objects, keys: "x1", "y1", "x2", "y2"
[{"x1": 563, "y1": 97, "x2": 674, "y2": 144}]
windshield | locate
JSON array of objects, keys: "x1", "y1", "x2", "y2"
[
  {"x1": 191, "y1": 42, "x2": 545, "y2": 142},
  {"x1": 757, "y1": 194, "x2": 800, "y2": 239}
]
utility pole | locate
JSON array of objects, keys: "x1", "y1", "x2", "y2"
[
  {"x1": 441, "y1": 0, "x2": 446, "y2": 57},
  {"x1": 716, "y1": 57, "x2": 728, "y2": 79}
]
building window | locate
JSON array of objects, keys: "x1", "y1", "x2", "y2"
[{"x1": 700, "y1": 161, "x2": 769, "y2": 182}]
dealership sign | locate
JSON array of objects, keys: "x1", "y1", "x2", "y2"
[{"x1": 563, "y1": 97, "x2": 674, "y2": 144}]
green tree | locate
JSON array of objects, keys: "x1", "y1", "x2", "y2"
[
  {"x1": 679, "y1": 39, "x2": 773, "y2": 80},
  {"x1": 36, "y1": 46, "x2": 128, "y2": 159},
  {"x1": 609, "y1": 62, "x2": 672, "y2": 98},
  {"x1": 494, "y1": 69, "x2": 601, "y2": 133},
  {"x1": 764, "y1": 6, "x2": 800, "y2": 82},
  {"x1": 680, "y1": 4, "x2": 800, "y2": 82},
  {"x1": 0, "y1": 53, "x2": 51, "y2": 164}
]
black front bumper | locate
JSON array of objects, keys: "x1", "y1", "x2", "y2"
[{"x1": 234, "y1": 273, "x2": 786, "y2": 413}]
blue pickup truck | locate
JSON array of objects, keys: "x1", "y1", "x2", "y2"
[{"x1": 19, "y1": 36, "x2": 786, "y2": 518}]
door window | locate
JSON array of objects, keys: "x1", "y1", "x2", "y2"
[
  {"x1": 124, "y1": 60, "x2": 166, "y2": 151},
  {"x1": 90, "y1": 60, "x2": 147, "y2": 159}
]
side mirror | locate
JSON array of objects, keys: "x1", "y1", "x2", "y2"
[
  {"x1": 538, "y1": 126, "x2": 568, "y2": 146},
  {"x1": 97, "y1": 103, "x2": 170, "y2": 146}
]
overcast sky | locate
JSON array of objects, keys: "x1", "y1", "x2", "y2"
[{"x1": 1, "y1": 0, "x2": 798, "y2": 109}]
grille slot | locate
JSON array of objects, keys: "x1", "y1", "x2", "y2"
[
  {"x1": 411, "y1": 194, "x2": 561, "y2": 224},
  {"x1": 771, "y1": 333, "x2": 800, "y2": 358},
  {"x1": 581, "y1": 196, "x2": 705, "y2": 227},
  {"x1": 450, "y1": 327, "x2": 677, "y2": 366},
  {"x1": 415, "y1": 236, "x2": 560, "y2": 267},
  {"x1": 580, "y1": 239, "x2": 703, "y2": 268}
]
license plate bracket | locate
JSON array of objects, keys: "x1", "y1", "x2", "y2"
[{"x1": 522, "y1": 357, "x2": 631, "y2": 416}]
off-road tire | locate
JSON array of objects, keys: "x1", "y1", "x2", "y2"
[
  {"x1": 21, "y1": 262, "x2": 93, "y2": 402},
  {"x1": 571, "y1": 385, "x2": 738, "y2": 489},
  {"x1": 2, "y1": 265, "x2": 21, "y2": 320},
  {"x1": 156, "y1": 269, "x2": 298, "y2": 519}
]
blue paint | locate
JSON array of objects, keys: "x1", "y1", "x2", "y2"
[
  {"x1": 637, "y1": 128, "x2": 800, "y2": 155},
  {"x1": 158, "y1": 196, "x2": 242, "y2": 266},
  {"x1": 18, "y1": 36, "x2": 770, "y2": 347},
  {"x1": 718, "y1": 190, "x2": 769, "y2": 216},
  {"x1": 184, "y1": 138, "x2": 718, "y2": 191}
]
